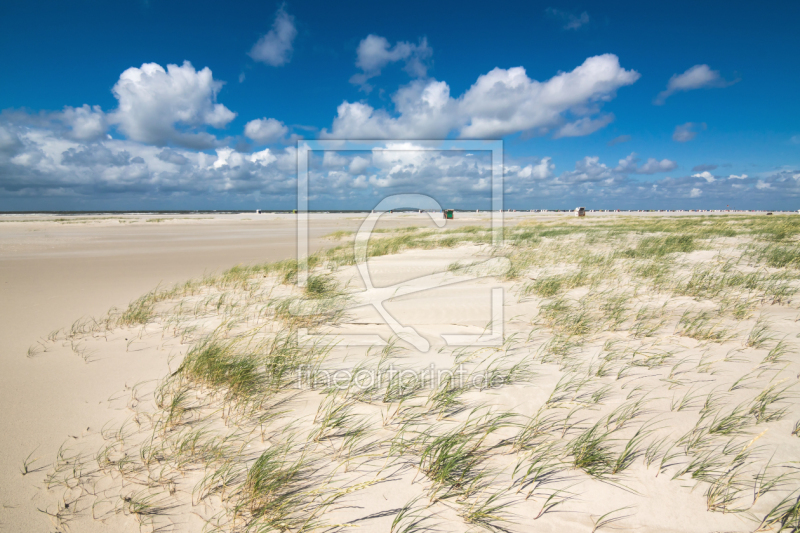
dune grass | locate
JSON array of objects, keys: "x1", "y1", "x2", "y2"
[{"x1": 33, "y1": 213, "x2": 800, "y2": 532}]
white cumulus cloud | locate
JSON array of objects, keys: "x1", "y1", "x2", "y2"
[
  {"x1": 244, "y1": 118, "x2": 288, "y2": 144},
  {"x1": 616, "y1": 153, "x2": 677, "y2": 174},
  {"x1": 249, "y1": 6, "x2": 297, "y2": 67},
  {"x1": 517, "y1": 157, "x2": 555, "y2": 180},
  {"x1": 350, "y1": 35, "x2": 433, "y2": 90},
  {"x1": 692, "y1": 171, "x2": 716, "y2": 182},
  {"x1": 326, "y1": 54, "x2": 639, "y2": 140},
  {"x1": 322, "y1": 152, "x2": 347, "y2": 167},
  {"x1": 213, "y1": 147, "x2": 276, "y2": 169},
  {"x1": 60, "y1": 105, "x2": 107, "y2": 141},
  {"x1": 655, "y1": 64, "x2": 737, "y2": 105},
  {"x1": 351, "y1": 175, "x2": 369, "y2": 188},
  {"x1": 553, "y1": 115, "x2": 615, "y2": 138},
  {"x1": 639, "y1": 158, "x2": 678, "y2": 174},
  {"x1": 459, "y1": 55, "x2": 639, "y2": 138},
  {"x1": 0, "y1": 125, "x2": 298, "y2": 205},
  {"x1": 349, "y1": 155, "x2": 370, "y2": 174},
  {"x1": 111, "y1": 61, "x2": 236, "y2": 149}
]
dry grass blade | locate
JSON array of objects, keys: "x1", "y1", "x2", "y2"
[{"x1": 592, "y1": 505, "x2": 635, "y2": 532}]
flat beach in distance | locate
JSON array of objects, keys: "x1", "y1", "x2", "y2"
[
  {"x1": 3, "y1": 211, "x2": 800, "y2": 532},
  {"x1": 0, "y1": 212, "x2": 344, "y2": 531}
]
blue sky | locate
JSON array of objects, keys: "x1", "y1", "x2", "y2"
[{"x1": 0, "y1": 0, "x2": 798, "y2": 211}]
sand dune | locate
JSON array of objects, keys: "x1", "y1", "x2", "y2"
[{"x1": 4, "y1": 212, "x2": 800, "y2": 532}]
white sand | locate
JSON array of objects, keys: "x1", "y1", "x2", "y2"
[
  {"x1": 0, "y1": 212, "x2": 515, "y2": 531},
  {"x1": 0, "y1": 213, "x2": 343, "y2": 531},
  {"x1": 3, "y1": 211, "x2": 796, "y2": 532}
]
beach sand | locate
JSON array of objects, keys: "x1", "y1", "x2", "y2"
[
  {"x1": 3, "y1": 212, "x2": 799, "y2": 532},
  {"x1": 0, "y1": 213, "x2": 336, "y2": 531},
  {"x1": 0, "y1": 212, "x2": 500, "y2": 531}
]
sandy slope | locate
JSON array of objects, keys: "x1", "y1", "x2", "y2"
[
  {"x1": 0, "y1": 214, "x2": 338, "y2": 531},
  {"x1": 5, "y1": 211, "x2": 797, "y2": 533},
  {"x1": 0, "y1": 212, "x2": 510, "y2": 531}
]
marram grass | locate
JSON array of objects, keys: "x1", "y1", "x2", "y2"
[{"x1": 33, "y1": 213, "x2": 800, "y2": 532}]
